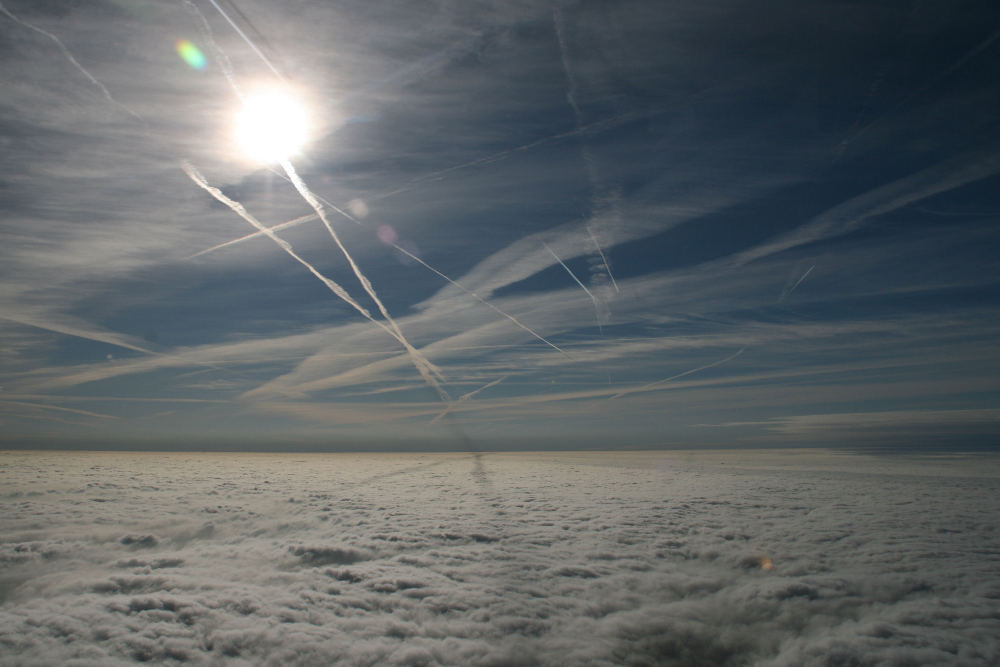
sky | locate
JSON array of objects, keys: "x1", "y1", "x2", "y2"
[{"x1": 1, "y1": 0, "x2": 999, "y2": 450}]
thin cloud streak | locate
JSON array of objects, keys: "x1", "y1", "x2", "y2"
[{"x1": 0, "y1": 1, "x2": 141, "y2": 120}]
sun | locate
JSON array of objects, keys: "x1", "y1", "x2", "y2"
[{"x1": 235, "y1": 88, "x2": 309, "y2": 164}]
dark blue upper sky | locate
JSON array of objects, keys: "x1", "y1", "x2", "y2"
[{"x1": 1, "y1": 0, "x2": 998, "y2": 450}]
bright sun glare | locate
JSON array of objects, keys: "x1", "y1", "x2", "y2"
[{"x1": 236, "y1": 89, "x2": 309, "y2": 164}]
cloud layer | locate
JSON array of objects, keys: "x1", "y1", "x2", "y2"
[{"x1": 1, "y1": 450, "x2": 998, "y2": 665}]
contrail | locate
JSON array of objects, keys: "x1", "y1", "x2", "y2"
[
  {"x1": 390, "y1": 244, "x2": 568, "y2": 355},
  {"x1": 587, "y1": 226, "x2": 619, "y2": 294},
  {"x1": 183, "y1": 162, "x2": 448, "y2": 398},
  {"x1": 205, "y1": 0, "x2": 283, "y2": 79},
  {"x1": 553, "y1": 6, "x2": 620, "y2": 296},
  {"x1": 0, "y1": 1, "x2": 141, "y2": 120},
  {"x1": 371, "y1": 111, "x2": 650, "y2": 203},
  {"x1": 187, "y1": 211, "x2": 319, "y2": 259},
  {"x1": 839, "y1": 25, "x2": 1000, "y2": 156},
  {"x1": 781, "y1": 264, "x2": 814, "y2": 301},
  {"x1": 543, "y1": 241, "x2": 602, "y2": 332},
  {"x1": 610, "y1": 348, "x2": 746, "y2": 400},
  {"x1": 0, "y1": 399, "x2": 118, "y2": 420},
  {"x1": 185, "y1": 4, "x2": 448, "y2": 400},
  {"x1": 431, "y1": 375, "x2": 507, "y2": 424},
  {"x1": 279, "y1": 159, "x2": 449, "y2": 398},
  {"x1": 542, "y1": 242, "x2": 595, "y2": 300},
  {"x1": 196, "y1": 167, "x2": 568, "y2": 355},
  {"x1": 181, "y1": 0, "x2": 245, "y2": 99},
  {"x1": 553, "y1": 6, "x2": 584, "y2": 130}
]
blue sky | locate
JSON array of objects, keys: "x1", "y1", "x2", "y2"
[{"x1": 1, "y1": 0, "x2": 999, "y2": 450}]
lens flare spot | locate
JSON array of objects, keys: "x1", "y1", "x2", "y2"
[
  {"x1": 760, "y1": 556, "x2": 774, "y2": 571},
  {"x1": 175, "y1": 39, "x2": 206, "y2": 70},
  {"x1": 236, "y1": 88, "x2": 309, "y2": 164},
  {"x1": 377, "y1": 224, "x2": 398, "y2": 245},
  {"x1": 348, "y1": 198, "x2": 370, "y2": 220}
]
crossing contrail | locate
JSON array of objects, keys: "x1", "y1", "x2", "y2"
[
  {"x1": 193, "y1": 169, "x2": 567, "y2": 355},
  {"x1": 279, "y1": 159, "x2": 448, "y2": 397},
  {"x1": 183, "y1": 161, "x2": 448, "y2": 399},
  {"x1": 186, "y1": 1, "x2": 448, "y2": 400},
  {"x1": 187, "y1": 212, "x2": 319, "y2": 259},
  {"x1": 431, "y1": 375, "x2": 508, "y2": 424}
]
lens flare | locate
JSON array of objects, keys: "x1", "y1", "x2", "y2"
[
  {"x1": 175, "y1": 39, "x2": 206, "y2": 70},
  {"x1": 236, "y1": 88, "x2": 309, "y2": 164}
]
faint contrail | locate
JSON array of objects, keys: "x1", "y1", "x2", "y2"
[
  {"x1": 279, "y1": 159, "x2": 449, "y2": 398},
  {"x1": 0, "y1": 399, "x2": 118, "y2": 420},
  {"x1": 431, "y1": 375, "x2": 507, "y2": 424},
  {"x1": 610, "y1": 348, "x2": 746, "y2": 400},
  {"x1": 390, "y1": 244, "x2": 568, "y2": 355},
  {"x1": 205, "y1": 0, "x2": 283, "y2": 79},
  {"x1": 183, "y1": 162, "x2": 447, "y2": 396},
  {"x1": 187, "y1": 211, "x2": 319, "y2": 259},
  {"x1": 553, "y1": 6, "x2": 620, "y2": 297},
  {"x1": 181, "y1": 0, "x2": 245, "y2": 99},
  {"x1": 0, "y1": 1, "x2": 141, "y2": 120},
  {"x1": 543, "y1": 241, "x2": 602, "y2": 331},
  {"x1": 781, "y1": 265, "x2": 814, "y2": 301},
  {"x1": 838, "y1": 26, "x2": 1000, "y2": 156},
  {"x1": 372, "y1": 111, "x2": 649, "y2": 203},
  {"x1": 588, "y1": 226, "x2": 619, "y2": 294}
]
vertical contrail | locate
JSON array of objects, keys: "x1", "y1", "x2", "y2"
[
  {"x1": 588, "y1": 226, "x2": 619, "y2": 294},
  {"x1": 553, "y1": 6, "x2": 620, "y2": 296},
  {"x1": 0, "y1": 1, "x2": 141, "y2": 120},
  {"x1": 543, "y1": 241, "x2": 602, "y2": 332},
  {"x1": 431, "y1": 375, "x2": 508, "y2": 424},
  {"x1": 609, "y1": 348, "x2": 746, "y2": 400},
  {"x1": 280, "y1": 159, "x2": 449, "y2": 398}
]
